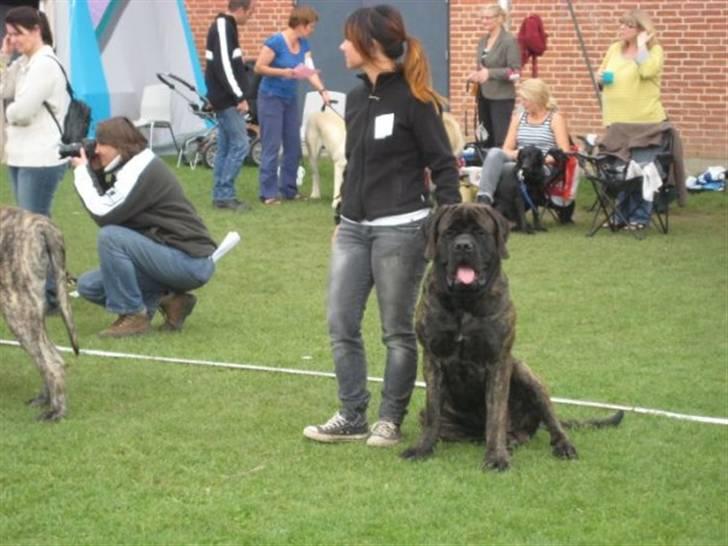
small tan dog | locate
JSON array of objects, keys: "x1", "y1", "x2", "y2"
[{"x1": 305, "y1": 109, "x2": 346, "y2": 208}]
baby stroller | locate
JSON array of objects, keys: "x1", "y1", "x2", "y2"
[{"x1": 156, "y1": 67, "x2": 261, "y2": 169}]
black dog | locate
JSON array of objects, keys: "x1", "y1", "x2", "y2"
[
  {"x1": 495, "y1": 145, "x2": 547, "y2": 234},
  {"x1": 402, "y1": 204, "x2": 622, "y2": 471}
]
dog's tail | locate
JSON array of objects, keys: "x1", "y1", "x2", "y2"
[
  {"x1": 561, "y1": 410, "x2": 624, "y2": 430},
  {"x1": 43, "y1": 222, "x2": 80, "y2": 356}
]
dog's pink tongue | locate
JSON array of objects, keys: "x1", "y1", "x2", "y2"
[{"x1": 456, "y1": 266, "x2": 476, "y2": 285}]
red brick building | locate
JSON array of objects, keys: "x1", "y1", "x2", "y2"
[{"x1": 185, "y1": 0, "x2": 727, "y2": 160}]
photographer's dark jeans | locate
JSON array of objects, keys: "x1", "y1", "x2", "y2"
[
  {"x1": 8, "y1": 164, "x2": 67, "y2": 307},
  {"x1": 327, "y1": 217, "x2": 428, "y2": 424},
  {"x1": 77, "y1": 226, "x2": 215, "y2": 317}
]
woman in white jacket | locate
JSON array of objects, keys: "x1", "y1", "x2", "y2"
[{"x1": 3, "y1": 7, "x2": 68, "y2": 216}]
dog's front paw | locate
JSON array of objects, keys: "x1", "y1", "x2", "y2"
[
  {"x1": 27, "y1": 392, "x2": 50, "y2": 407},
  {"x1": 552, "y1": 439, "x2": 578, "y2": 460},
  {"x1": 483, "y1": 449, "x2": 511, "y2": 472},
  {"x1": 401, "y1": 446, "x2": 434, "y2": 461},
  {"x1": 36, "y1": 409, "x2": 65, "y2": 422}
]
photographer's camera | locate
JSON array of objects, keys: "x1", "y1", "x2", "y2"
[{"x1": 59, "y1": 138, "x2": 97, "y2": 159}]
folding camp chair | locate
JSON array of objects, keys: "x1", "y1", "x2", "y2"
[{"x1": 578, "y1": 132, "x2": 675, "y2": 240}]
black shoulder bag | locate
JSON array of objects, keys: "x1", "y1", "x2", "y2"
[{"x1": 42, "y1": 56, "x2": 92, "y2": 144}]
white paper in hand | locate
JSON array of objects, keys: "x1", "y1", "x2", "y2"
[{"x1": 211, "y1": 231, "x2": 241, "y2": 263}]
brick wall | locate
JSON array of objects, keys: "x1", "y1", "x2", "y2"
[{"x1": 186, "y1": 0, "x2": 728, "y2": 159}]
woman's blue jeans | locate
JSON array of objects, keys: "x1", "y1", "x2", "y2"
[
  {"x1": 257, "y1": 92, "x2": 301, "y2": 200},
  {"x1": 327, "y1": 217, "x2": 428, "y2": 424},
  {"x1": 77, "y1": 226, "x2": 215, "y2": 316},
  {"x1": 8, "y1": 164, "x2": 67, "y2": 306},
  {"x1": 213, "y1": 106, "x2": 249, "y2": 202}
]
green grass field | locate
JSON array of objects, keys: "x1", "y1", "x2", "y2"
[{"x1": 1, "y1": 158, "x2": 726, "y2": 545}]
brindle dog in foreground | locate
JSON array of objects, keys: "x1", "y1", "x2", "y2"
[
  {"x1": 0, "y1": 207, "x2": 78, "y2": 421},
  {"x1": 402, "y1": 203, "x2": 622, "y2": 471}
]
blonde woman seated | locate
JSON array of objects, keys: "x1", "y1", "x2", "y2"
[{"x1": 476, "y1": 79, "x2": 570, "y2": 207}]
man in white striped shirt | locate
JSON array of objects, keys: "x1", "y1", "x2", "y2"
[{"x1": 204, "y1": 0, "x2": 257, "y2": 212}]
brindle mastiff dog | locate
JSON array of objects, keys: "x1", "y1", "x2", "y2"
[
  {"x1": 0, "y1": 207, "x2": 79, "y2": 421},
  {"x1": 401, "y1": 203, "x2": 621, "y2": 471}
]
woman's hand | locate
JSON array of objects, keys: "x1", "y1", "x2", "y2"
[
  {"x1": 468, "y1": 67, "x2": 489, "y2": 84},
  {"x1": 282, "y1": 67, "x2": 296, "y2": 79},
  {"x1": 637, "y1": 31, "x2": 654, "y2": 49},
  {"x1": 1, "y1": 34, "x2": 14, "y2": 56},
  {"x1": 69, "y1": 146, "x2": 88, "y2": 169}
]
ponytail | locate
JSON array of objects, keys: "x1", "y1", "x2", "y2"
[{"x1": 402, "y1": 36, "x2": 445, "y2": 110}]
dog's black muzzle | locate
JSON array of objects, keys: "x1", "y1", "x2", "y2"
[{"x1": 446, "y1": 234, "x2": 487, "y2": 291}]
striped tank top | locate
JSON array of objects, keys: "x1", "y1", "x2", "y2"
[{"x1": 516, "y1": 110, "x2": 556, "y2": 155}]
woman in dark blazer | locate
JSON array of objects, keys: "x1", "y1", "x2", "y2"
[{"x1": 468, "y1": 4, "x2": 521, "y2": 148}]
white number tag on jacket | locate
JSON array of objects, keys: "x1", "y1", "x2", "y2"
[{"x1": 374, "y1": 113, "x2": 394, "y2": 139}]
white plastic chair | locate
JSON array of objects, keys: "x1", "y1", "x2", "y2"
[
  {"x1": 133, "y1": 84, "x2": 179, "y2": 153},
  {"x1": 300, "y1": 90, "x2": 346, "y2": 143}
]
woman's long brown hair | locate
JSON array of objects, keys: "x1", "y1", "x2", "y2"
[{"x1": 344, "y1": 5, "x2": 445, "y2": 109}]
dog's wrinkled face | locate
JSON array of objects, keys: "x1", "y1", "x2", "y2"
[
  {"x1": 426, "y1": 204, "x2": 510, "y2": 293},
  {"x1": 516, "y1": 145, "x2": 545, "y2": 186}
]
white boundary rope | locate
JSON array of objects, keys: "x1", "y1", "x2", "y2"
[{"x1": 2, "y1": 338, "x2": 726, "y2": 426}]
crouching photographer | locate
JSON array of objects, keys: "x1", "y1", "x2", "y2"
[{"x1": 70, "y1": 117, "x2": 217, "y2": 337}]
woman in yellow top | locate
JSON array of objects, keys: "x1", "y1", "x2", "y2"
[
  {"x1": 597, "y1": 9, "x2": 666, "y2": 229},
  {"x1": 598, "y1": 9, "x2": 665, "y2": 125}
]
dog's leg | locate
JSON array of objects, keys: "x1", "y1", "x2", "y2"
[
  {"x1": 514, "y1": 193, "x2": 533, "y2": 234},
  {"x1": 531, "y1": 201, "x2": 547, "y2": 232},
  {"x1": 332, "y1": 158, "x2": 345, "y2": 209},
  {"x1": 483, "y1": 358, "x2": 514, "y2": 471},
  {"x1": 401, "y1": 354, "x2": 443, "y2": 460},
  {"x1": 306, "y1": 128, "x2": 322, "y2": 200},
  {"x1": 512, "y1": 360, "x2": 577, "y2": 459},
  {"x1": 4, "y1": 302, "x2": 67, "y2": 421}
]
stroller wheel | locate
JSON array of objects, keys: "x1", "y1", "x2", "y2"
[
  {"x1": 247, "y1": 137, "x2": 262, "y2": 166},
  {"x1": 201, "y1": 140, "x2": 216, "y2": 169}
]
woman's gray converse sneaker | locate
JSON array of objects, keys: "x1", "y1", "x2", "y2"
[
  {"x1": 366, "y1": 420, "x2": 401, "y2": 447},
  {"x1": 303, "y1": 411, "x2": 369, "y2": 443}
]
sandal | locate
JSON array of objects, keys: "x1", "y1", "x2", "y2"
[
  {"x1": 624, "y1": 223, "x2": 646, "y2": 231},
  {"x1": 262, "y1": 197, "x2": 281, "y2": 206},
  {"x1": 602, "y1": 220, "x2": 625, "y2": 230}
]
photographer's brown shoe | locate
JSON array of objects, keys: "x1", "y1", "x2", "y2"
[
  {"x1": 98, "y1": 312, "x2": 150, "y2": 338},
  {"x1": 159, "y1": 293, "x2": 197, "y2": 331}
]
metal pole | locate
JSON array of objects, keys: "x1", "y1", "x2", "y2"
[{"x1": 565, "y1": 0, "x2": 602, "y2": 110}]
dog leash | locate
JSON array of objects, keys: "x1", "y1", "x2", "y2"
[{"x1": 320, "y1": 99, "x2": 345, "y2": 121}]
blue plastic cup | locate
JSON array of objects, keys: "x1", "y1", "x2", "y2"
[{"x1": 602, "y1": 71, "x2": 614, "y2": 85}]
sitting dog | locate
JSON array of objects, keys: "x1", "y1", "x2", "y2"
[
  {"x1": 495, "y1": 145, "x2": 547, "y2": 233},
  {"x1": 305, "y1": 109, "x2": 346, "y2": 209},
  {"x1": 402, "y1": 204, "x2": 622, "y2": 470},
  {"x1": 0, "y1": 207, "x2": 79, "y2": 421}
]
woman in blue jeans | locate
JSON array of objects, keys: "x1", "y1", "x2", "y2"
[
  {"x1": 3, "y1": 7, "x2": 68, "y2": 308},
  {"x1": 70, "y1": 117, "x2": 217, "y2": 338},
  {"x1": 303, "y1": 5, "x2": 460, "y2": 447},
  {"x1": 253, "y1": 5, "x2": 329, "y2": 204}
]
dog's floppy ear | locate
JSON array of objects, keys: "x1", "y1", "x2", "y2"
[
  {"x1": 424, "y1": 205, "x2": 451, "y2": 260},
  {"x1": 481, "y1": 205, "x2": 510, "y2": 260}
]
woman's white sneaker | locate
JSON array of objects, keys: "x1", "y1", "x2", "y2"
[{"x1": 366, "y1": 420, "x2": 401, "y2": 447}]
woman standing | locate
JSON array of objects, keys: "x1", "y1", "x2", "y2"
[
  {"x1": 254, "y1": 5, "x2": 329, "y2": 204},
  {"x1": 3, "y1": 7, "x2": 68, "y2": 311},
  {"x1": 597, "y1": 9, "x2": 666, "y2": 229},
  {"x1": 468, "y1": 4, "x2": 521, "y2": 149},
  {"x1": 3, "y1": 7, "x2": 67, "y2": 216},
  {"x1": 303, "y1": 5, "x2": 460, "y2": 447}
]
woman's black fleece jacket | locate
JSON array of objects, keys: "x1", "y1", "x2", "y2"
[{"x1": 340, "y1": 70, "x2": 461, "y2": 222}]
